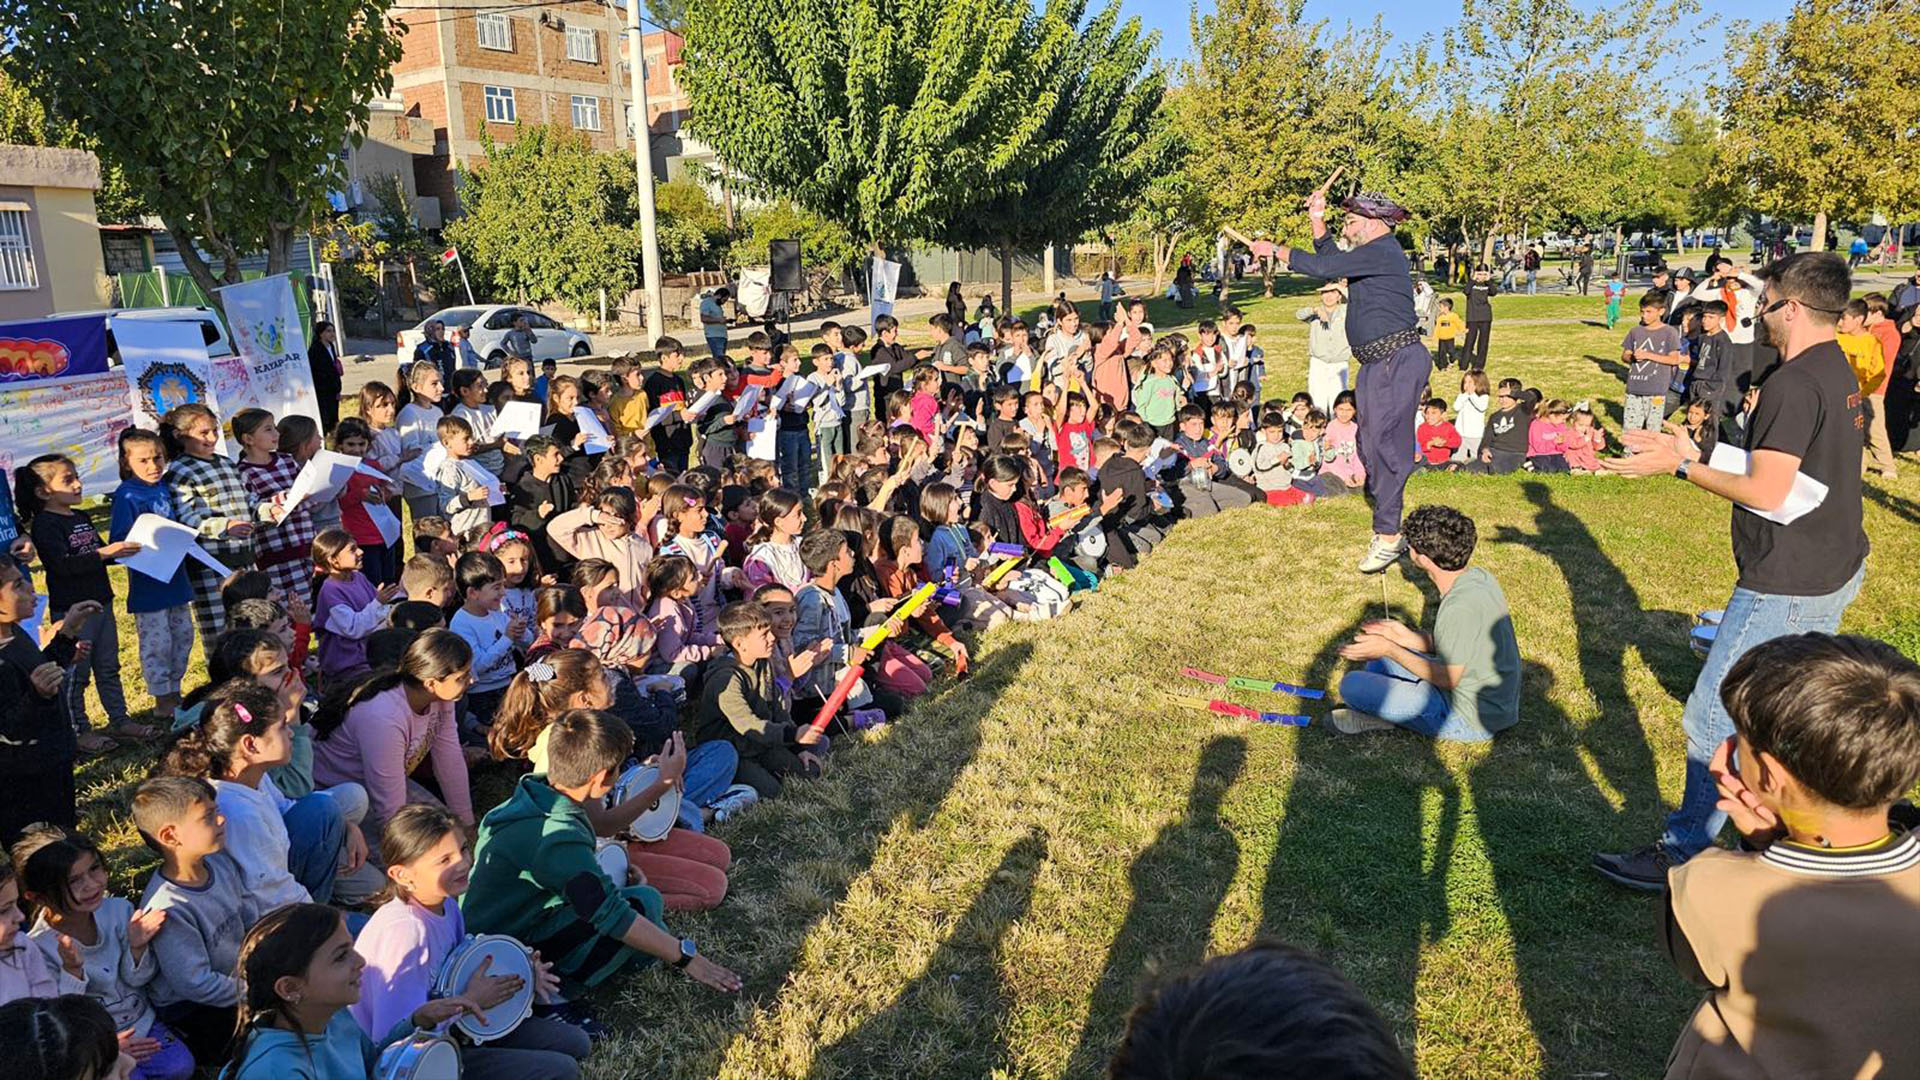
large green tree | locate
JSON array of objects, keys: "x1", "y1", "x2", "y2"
[
  {"x1": 1715, "y1": 0, "x2": 1920, "y2": 247},
  {"x1": 0, "y1": 70, "x2": 148, "y2": 225},
  {"x1": 681, "y1": 0, "x2": 1059, "y2": 249},
  {"x1": 445, "y1": 126, "x2": 643, "y2": 315},
  {"x1": 4, "y1": 0, "x2": 403, "y2": 302}
]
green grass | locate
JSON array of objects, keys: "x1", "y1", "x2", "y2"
[{"x1": 70, "y1": 278, "x2": 1920, "y2": 1078}]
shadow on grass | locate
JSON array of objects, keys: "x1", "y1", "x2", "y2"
[
  {"x1": 1581, "y1": 355, "x2": 1630, "y2": 426},
  {"x1": 803, "y1": 828, "x2": 1050, "y2": 1080},
  {"x1": 1257, "y1": 608, "x2": 1460, "y2": 1044},
  {"x1": 1060, "y1": 735, "x2": 1248, "y2": 1078},
  {"x1": 1863, "y1": 482, "x2": 1920, "y2": 528}
]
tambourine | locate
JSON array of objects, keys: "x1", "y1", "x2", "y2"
[
  {"x1": 432, "y1": 934, "x2": 534, "y2": 1044},
  {"x1": 375, "y1": 1030, "x2": 461, "y2": 1080},
  {"x1": 609, "y1": 761, "x2": 680, "y2": 842},
  {"x1": 1690, "y1": 609, "x2": 1724, "y2": 659},
  {"x1": 1227, "y1": 448, "x2": 1255, "y2": 478}
]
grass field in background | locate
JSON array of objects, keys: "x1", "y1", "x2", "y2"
[{"x1": 69, "y1": 278, "x2": 1920, "y2": 1078}]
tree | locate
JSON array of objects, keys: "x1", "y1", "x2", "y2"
[
  {"x1": 0, "y1": 70, "x2": 148, "y2": 225},
  {"x1": 1642, "y1": 109, "x2": 1738, "y2": 252},
  {"x1": 1124, "y1": 167, "x2": 1211, "y2": 296},
  {"x1": 445, "y1": 126, "x2": 643, "y2": 316},
  {"x1": 936, "y1": 0, "x2": 1175, "y2": 311},
  {"x1": 1715, "y1": 0, "x2": 1920, "y2": 248},
  {"x1": 4, "y1": 0, "x2": 404, "y2": 302},
  {"x1": 654, "y1": 179, "x2": 730, "y2": 272},
  {"x1": 681, "y1": 0, "x2": 1060, "y2": 249},
  {"x1": 644, "y1": 0, "x2": 687, "y2": 34}
]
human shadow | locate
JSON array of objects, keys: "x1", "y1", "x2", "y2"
[
  {"x1": 1863, "y1": 482, "x2": 1920, "y2": 528},
  {"x1": 803, "y1": 828, "x2": 1050, "y2": 1080},
  {"x1": 1062, "y1": 735, "x2": 1248, "y2": 1078},
  {"x1": 1257, "y1": 605, "x2": 1461, "y2": 1045},
  {"x1": 1490, "y1": 481, "x2": 1666, "y2": 810}
]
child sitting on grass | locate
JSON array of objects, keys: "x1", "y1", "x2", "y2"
[
  {"x1": 1525, "y1": 399, "x2": 1571, "y2": 473},
  {"x1": 698, "y1": 601, "x2": 828, "y2": 799},
  {"x1": 1416, "y1": 399, "x2": 1461, "y2": 468},
  {"x1": 1563, "y1": 404, "x2": 1608, "y2": 473},
  {"x1": 1661, "y1": 633, "x2": 1920, "y2": 1078}
]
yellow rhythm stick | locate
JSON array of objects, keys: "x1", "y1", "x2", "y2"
[
  {"x1": 859, "y1": 581, "x2": 939, "y2": 651},
  {"x1": 979, "y1": 555, "x2": 1023, "y2": 590},
  {"x1": 1049, "y1": 505, "x2": 1091, "y2": 529}
]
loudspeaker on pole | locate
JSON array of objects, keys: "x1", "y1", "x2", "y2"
[{"x1": 769, "y1": 239, "x2": 803, "y2": 293}]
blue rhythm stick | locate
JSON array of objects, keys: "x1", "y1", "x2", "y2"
[
  {"x1": 1227, "y1": 675, "x2": 1327, "y2": 701},
  {"x1": 1165, "y1": 692, "x2": 1311, "y2": 726}
]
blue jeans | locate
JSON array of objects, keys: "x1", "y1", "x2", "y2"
[
  {"x1": 705, "y1": 332, "x2": 728, "y2": 360},
  {"x1": 282, "y1": 792, "x2": 346, "y2": 903},
  {"x1": 1661, "y1": 562, "x2": 1864, "y2": 859},
  {"x1": 777, "y1": 428, "x2": 813, "y2": 493},
  {"x1": 677, "y1": 740, "x2": 739, "y2": 832},
  {"x1": 1339, "y1": 656, "x2": 1497, "y2": 742}
]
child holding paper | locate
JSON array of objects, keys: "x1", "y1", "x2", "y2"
[
  {"x1": 110, "y1": 429, "x2": 195, "y2": 728},
  {"x1": 233, "y1": 409, "x2": 317, "y2": 606},
  {"x1": 427, "y1": 416, "x2": 500, "y2": 542},
  {"x1": 449, "y1": 369, "x2": 509, "y2": 477},
  {"x1": 332, "y1": 419, "x2": 400, "y2": 587}
]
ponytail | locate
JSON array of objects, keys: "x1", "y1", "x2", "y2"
[{"x1": 489, "y1": 648, "x2": 602, "y2": 762}]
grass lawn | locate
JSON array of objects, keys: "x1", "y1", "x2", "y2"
[{"x1": 70, "y1": 278, "x2": 1920, "y2": 1078}]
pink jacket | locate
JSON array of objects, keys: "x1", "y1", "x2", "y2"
[
  {"x1": 547, "y1": 504, "x2": 651, "y2": 607},
  {"x1": 646, "y1": 595, "x2": 719, "y2": 670},
  {"x1": 312, "y1": 685, "x2": 472, "y2": 827},
  {"x1": 1321, "y1": 419, "x2": 1366, "y2": 487},
  {"x1": 1528, "y1": 419, "x2": 1569, "y2": 458}
]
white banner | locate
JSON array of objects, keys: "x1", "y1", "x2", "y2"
[
  {"x1": 0, "y1": 371, "x2": 134, "y2": 493},
  {"x1": 119, "y1": 319, "x2": 222, "y2": 431},
  {"x1": 215, "y1": 274, "x2": 321, "y2": 423},
  {"x1": 869, "y1": 256, "x2": 900, "y2": 330}
]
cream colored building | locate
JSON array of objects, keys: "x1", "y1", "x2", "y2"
[{"x1": 0, "y1": 144, "x2": 112, "y2": 322}]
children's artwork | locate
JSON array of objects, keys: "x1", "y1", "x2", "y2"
[
  {"x1": 0, "y1": 316, "x2": 129, "y2": 492},
  {"x1": 0, "y1": 316, "x2": 110, "y2": 381},
  {"x1": 1706, "y1": 443, "x2": 1827, "y2": 524},
  {"x1": 366, "y1": 502, "x2": 403, "y2": 547},
  {"x1": 729, "y1": 385, "x2": 763, "y2": 423},
  {"x1": 120, "y1": 513, "x2": 233, "y2": 581},
  {"x1": 686, "y1": 390, "x2": 724, "y2": 419},
  {"x1": 494, "y1": 400, "x2": 545, "y2": 441},
  {"x1": 573, "y1": 407, "x2": 613, "y2": 453},
  {"x1": 213, "y1": 275, "x2": 322, "y2": 422}
]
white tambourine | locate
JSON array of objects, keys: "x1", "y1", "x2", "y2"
[
  {"x1": 1227, "y1": 448, "x2": 1255, "y2": 479},
  {"x1": 375, "y1": 1030, "x2": 461, "y2": 1080},
  {"x1": 609, "y1": 761, "x2": 680, "y2": 842},
  {"x1": 432, "y1": 934, "x2": 534, "y2": 1044}
]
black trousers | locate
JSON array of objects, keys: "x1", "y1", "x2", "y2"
[{"x1": 1463, "y1": 321, "x2": 1492, "y2": 370}]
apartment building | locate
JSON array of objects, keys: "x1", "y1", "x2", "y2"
[{"x1": 390, "y1": 1, "x2": 689, "y2": 216}]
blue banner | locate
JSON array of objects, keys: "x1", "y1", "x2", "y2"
[{"x1": 0, "y1": 315, "x2": 110, "y2": 383}]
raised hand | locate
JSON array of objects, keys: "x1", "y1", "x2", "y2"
[{"x1": 57, "y1": 933, "x2": 84, "y2": 978}]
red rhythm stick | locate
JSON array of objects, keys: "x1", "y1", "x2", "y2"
[{"x1": 808, "y1": 664, "x2": 866, "y2": 738}]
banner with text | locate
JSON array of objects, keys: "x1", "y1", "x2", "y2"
[
  {"x1": 215, "y1": 274, "x2": 321, "y2": 423},
  {"x1": 0, "y1": 314, "x2": 126, "y2": 493}
]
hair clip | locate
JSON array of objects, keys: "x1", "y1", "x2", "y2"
[
  {"x1": 526, "y1": 661, "x2": 557, "y2": 684},
  {"x1": 233, "y1": 702, "x2": 254, "y2": 724}
]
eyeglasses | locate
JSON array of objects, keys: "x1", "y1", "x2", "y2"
[{"x1": 1759, "y1": 296, "x2": 1843, "y2": 318}]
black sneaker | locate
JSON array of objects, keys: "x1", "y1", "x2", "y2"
[
  {"x1": 534, "y1": 1000, "x2": 611, "y2": 1041},
  {"x1": 1592, "y1": 843, "x2": 1678, "y2": 891}
]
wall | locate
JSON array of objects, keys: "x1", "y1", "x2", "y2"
[{"x1": 0, "y1": 148, "x2": 110, "y2": 321}]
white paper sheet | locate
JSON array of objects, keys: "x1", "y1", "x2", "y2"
[
  {"x1": 119, "y1": 514, "x2": 207, "y2": 582},
  {"x1": 776, "y1": 375, "x2": 820, "y2": 410},
  {"x1": 355, "y1": 461, "x2": 390, "y2": 483},
  {"x1": 856, "y1": 363, "x2": 890, "y2": 381},
  {"x1": 642, "y1": 403, "x2": 677, "y2": 432},
  {"x1": 476, "y1": 466, "x2": 506, "y2": 507},
  {"x1": 281, "y1": 450, "x2": 365, "y2": 516},
  {"x1": 365, "y1": 502, "x2": 403, "y2": 547},
  {"x1": 495, "y1": 400, "x2": 545, "y2": 440},
  {"x1": 685, "y1": 390, "x2": 724, "y2": 419},
  {"x1": 1707, "y1": 443, "x2": 1829, "y2": 525},
  {"x1": 573, "y1": 407, "x2": 613, "y2": 453},
  {"x1": 745, "y1": 417, "x2": 777, "y2": 461},
  {"x1": 729, "y1": 385, "x2": 762, "y2": 422}
]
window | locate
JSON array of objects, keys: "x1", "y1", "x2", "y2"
[
  {"x1": 528, "y1": 312, "x2": 561, "y2": 331},
  {"x1": 475, "y1": 12, "x2": 512, "y2": 51},
  {"x1": 483, "y1": 85, "x2": 516, "y2": 123},
  {"x1": 570, "y1": 94, "x2": 601, "y2": 131},
  {"x1": 565, "y1": 26, "x2": 597, "y2": 63},
  {"x1": 0, "y1": 209, "x2": 37, "y2": 291},
  {"x1": 484, "y1": 309, "x2": 517, "y2": 331}
]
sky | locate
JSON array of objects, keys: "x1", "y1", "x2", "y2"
[{"x1": 1125, "y1": 0, "x2": 1797, "y2": 67}]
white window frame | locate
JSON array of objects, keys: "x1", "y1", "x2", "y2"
[
  {"x1": 483, "y1": 85, "x2": 516, "y2": 124},
  {"x1": 565, "y1": 25, "x2": 597, "y2": 63},
  {"x1": 0, "y1": 209, "x2": 37, "y2": 291},
  {"x1": 570, "y1": 94, "x2": 601, "y2": 131},
  {"x1": 475, "y1": 12, "x2": 512, "y2": 51}
]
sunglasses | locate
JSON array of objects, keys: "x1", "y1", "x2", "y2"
[{"x1": 1759, "y1": 296, "x2": 1843, "y2": 318}]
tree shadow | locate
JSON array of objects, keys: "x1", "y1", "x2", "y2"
[
  {"x1": 1061, "y1": 735, "x2": 1249, "y2": 1078},
  {"x1": 1489, "y1": 481, "x2": 1665, "y2": 808},
  {"x1": 802, "y1": 828, "x2": 1050, "y2": 1080},
  {"x1": 1257, "y1": 605, "x2": 1460, "y2": 1045}
]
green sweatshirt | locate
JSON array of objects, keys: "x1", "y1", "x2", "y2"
[{"x1": 461, "y1": 773, "x2": 665, "y2": 987}]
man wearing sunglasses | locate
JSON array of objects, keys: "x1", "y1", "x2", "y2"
[{"x1": 1594, "y1": 252, "x2": 1868, "y2": 890}]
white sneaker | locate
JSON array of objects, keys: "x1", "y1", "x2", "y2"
[
  {"x1": 1357, "y1": 535, "x2": 1408, "y2": 574},
  {"x1": 1328, "y1": 708, "x2": 1397, "y2": 735}
]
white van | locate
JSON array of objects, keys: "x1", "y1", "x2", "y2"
[{"x1": 54, "y1": 306, "x2": 235, "y2": 362}]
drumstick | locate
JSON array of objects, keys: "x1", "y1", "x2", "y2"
[{"x1": 1310, "y1": 166, "x2": 1345, "y2": 202}]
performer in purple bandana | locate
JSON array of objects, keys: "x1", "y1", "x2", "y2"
[{"x1": 1276, "y1": 189, "x2": 1433, "y2": 573}]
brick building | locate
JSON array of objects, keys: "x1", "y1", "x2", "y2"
[{"x1": 390, "y1": 1, "x2": 689, "y2": 218}]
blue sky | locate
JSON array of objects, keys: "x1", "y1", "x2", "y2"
[{"x1": 1126, "y1": 0, "x2": 1796, "y2": 66}]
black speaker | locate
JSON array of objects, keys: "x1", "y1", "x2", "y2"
[{"x1": 769, "y1": 239, "x2": 802, "y2": 293}]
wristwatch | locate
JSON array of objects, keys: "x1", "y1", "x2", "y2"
[
  {"x1": 674, "y1": 938, "x2": 697, "y2": 970},
  {"x1": 1674, "y1": 460, "x2": 1691, "y2": 480}
]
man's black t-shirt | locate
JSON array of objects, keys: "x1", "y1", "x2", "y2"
[
  {"x1": 643, "y1": 369, "x2": 691, "y2": 450},
  {"x1": 1483, "y1": 402, "x2": 1531, "y2": 455},
  {"x1": 1731, "y1": 339, "x2": 1867, "y2": 595}
]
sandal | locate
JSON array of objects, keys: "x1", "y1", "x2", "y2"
[
  {"x1": 107, "y1": 720, "x2": 158, "y2": 740},
  {"x1": 75, "y1": 730, "x2": 118, "y2": 754}
]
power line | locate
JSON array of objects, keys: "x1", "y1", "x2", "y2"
[{"x1": 387, "y1": 0, "x2": 674, "y2": 34}]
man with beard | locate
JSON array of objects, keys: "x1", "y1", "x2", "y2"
[{"x1": 1593, "y1": 252, "x2": 1867, "y2": 890}]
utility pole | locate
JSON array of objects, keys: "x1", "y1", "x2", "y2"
[{"x1": 625, "y1": 0, "x2": 665, "y2": 345}]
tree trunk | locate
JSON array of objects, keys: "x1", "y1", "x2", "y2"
[
  {"x1": 165, "y1": 222, "x2": 232, "y2": 311},
  {"x1": 999, "y1": 242, "x2": 1013, "y2": 316},
  {"x1": 1151, "y1": 232, "x2": 1179, "y2": 296},
  {"x1": 265, "y1": 224, "x2": 293, "y2": 278},
  {"x1": 1811, "y1": 209, "x2": 1828, "y2": 251},
  {"x1": 1675, "y1": 226, "x2": 1685, "y2": 255}
]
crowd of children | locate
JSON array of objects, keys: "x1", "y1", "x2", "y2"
[{"x1": 0, "y1": 269, "x2": 1916, "y2": 1080}]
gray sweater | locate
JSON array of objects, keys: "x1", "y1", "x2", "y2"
[
  {"x1": 137, "y1": 852, "x2": 260, "y2": 1008},
  {"x1": 30, "y1": 897, "x2": 160, "y2": 1035}
]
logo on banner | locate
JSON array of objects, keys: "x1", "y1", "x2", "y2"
[
  {"x1": 0, "y1": 337, "x2": 72, "y2": 380},
  {"x1": 134, "y1": 361, "x2": 209, "y2": 425}
]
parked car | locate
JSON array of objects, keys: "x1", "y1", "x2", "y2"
[
  {"x1": 56, "y1": 306, "x2": 236, "y2": 362},
  {"x1": 1540, "y1": 234, "x2": 1578, "y2": 256},
  {"x1": 396, "y1": 305, "x2": 592, "y2": 366}
]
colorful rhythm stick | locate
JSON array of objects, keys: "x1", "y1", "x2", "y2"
[
  {"x1": 810, "y1": 582, "x2": 940, "y2": 737},
  {"x1": 807, "y1": 665, "x2": 866, "y2": 738},
  {"x1": 1181, "y1": 667, "x2": 1326, "y2": 701},
  {"x1": 1047, "y1": 556, "x2": 1075, "y2": 589},
  {"x1": 1163, "y1": 692, "x2": 1310, "y2": 726},
  {"x1": 979, "y1": 555, "x2": 1023, "y2": 589},
  {"x1": 987, "y1": 542, "x2": 1025, "y2": 557},
  {"x1": 1049, "y1": 505, "x2": 1091, "y2": 529}
]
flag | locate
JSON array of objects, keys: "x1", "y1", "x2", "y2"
[{"x1": 441, "y1": 247, "x2": 459, "y2": 265}]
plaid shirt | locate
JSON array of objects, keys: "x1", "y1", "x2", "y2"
[
  {"x1": 164, "y1": 453, "x2": 261, "y2": 564},
  {"x1": 238, "y1": 453, "x2": 319, "y2": 568}
]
